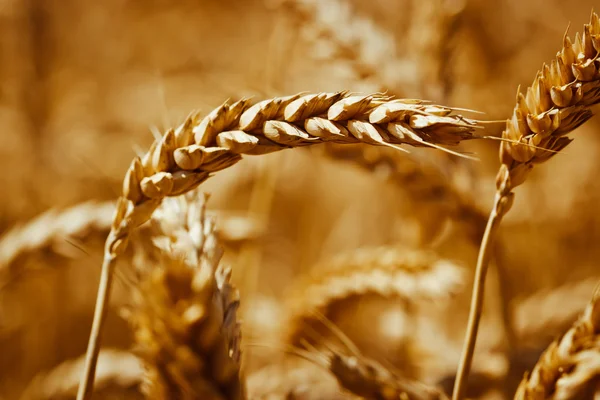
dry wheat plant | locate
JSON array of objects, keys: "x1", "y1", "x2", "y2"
[{"x1": 2, "y1": 0, "x2": 600, "y2": 400}]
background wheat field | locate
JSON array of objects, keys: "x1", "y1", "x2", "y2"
[{"x1": 1, "y1": 0, "x2": 600, "y2": 399}]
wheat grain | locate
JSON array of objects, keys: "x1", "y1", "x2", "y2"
[
  {"x1": 123, "y1": 193, "x2": 243, "y2": 400},
  {"x1": 77, "y1": 92, "x2": 482, "y2": 399},
  {"x1": 19, "y1": 349, "x2": 142, "y2": 400},
  {"x1": 514, "y1": 289, "x2": 600, "y2": 400},
  {"x1": 454, "y1": 12, "x2": 600, "y2": 400},
  {"x1": 283, "y1": 246, "x2": 465, "y2": 346}
]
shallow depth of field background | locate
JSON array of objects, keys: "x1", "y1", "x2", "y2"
[{"x1": 1, "y1": 0, "x2": 599, "y2": 398}]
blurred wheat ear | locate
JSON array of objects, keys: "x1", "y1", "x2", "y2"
[
  {"x1": 453, "y1": 11, "x2": 600, "y2": 400},
  {"x1": 282, "y1": 245, "x2": 465, "y2": 347},
  {"x1": 76, "y1": 91, "x2": 484, "y2": 399},
  {"x1": 123, "y1": 193, "x2": 243, "y2": 399},
  {"x1": 514, "y1": 288, "x2": 600, "y2": 400}
]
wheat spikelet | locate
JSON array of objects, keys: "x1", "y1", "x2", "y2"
[
  {"x1": 514, "y1": 290, "x2": 600, "y2": 400},
  {"x1": 283, "y1": 246, "x2": 465, "y2": 346},
  {"x1": 454, "y1": 13, "x2": 600, "y2": 399},
  {"x1": 19, "y1": 349, "x2": 142, "y2": 400},
  {"x1": 123, "y1": 193, "x2": 243, "y2": 400},
  {"x1": 78, "y1": 92, "x2": 481, "y2": 399}
]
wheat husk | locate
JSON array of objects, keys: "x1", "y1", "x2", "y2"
[{"x1": 124, "y1": 193, "x2": 243, "y2": 400}]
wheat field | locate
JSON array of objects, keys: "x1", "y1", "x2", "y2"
[{"x1": 1, "y1": 0, "x2": 600, "y2": 399}]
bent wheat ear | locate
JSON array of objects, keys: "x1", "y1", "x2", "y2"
[
  {"x1": 78, "y1": 93, "x2": 481, "y2": 399},
  {"x1": 124, "y1": 194, "x2": 243, "y2": 400},
  {"x1": 454, "y1": 12, "x2": 600, "y2": 400},
  {"x1": 514, "y1": 290, "x2": 600, "y2": 400},
  {"x1": 283, "y1": 246, "x2": 465, "y2": 346}
]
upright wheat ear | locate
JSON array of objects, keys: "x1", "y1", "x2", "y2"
[
  {"x1": 124, "y1": 193, "x2": 243, "y2": 399},
  {"x1": 514, "y1": 290, "x2": 600, "y2": 400},
  {"x1": 453, "y1": 12, "x2": 600, "y2": 400},
  {"x1": 77, "y1": 92, "x2": 482, "y2": 399}
]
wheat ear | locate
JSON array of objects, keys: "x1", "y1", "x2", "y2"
[
  {"x1": 283, "y1": 246, "x2": 465, "y2": 346},
  {"x1": 0, "y1": 201, "x2": 114, "y2": 287},
  {"x1": 122, "y1": 193, "x2": 243, "y2": 399},
  {"x1": 514, "y1": 289, "x2": 600, "y2": 399},
  {"x1": 20, "y1": 349, "x2": 142, "y2": 400},
  {"x1": 77, "y1": 92, "x2": 481, "y2": 399},
  {"x1": 453, "y1": 12, "x2": 600, "y2": 400}
]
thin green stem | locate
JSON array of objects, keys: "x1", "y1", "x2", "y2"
[
  {"x1": 452, "y1": 192, "x2": 506, "y2": 400},
  {"x1": 76, "y1": 249, "x2": 117, "y2": 400}
]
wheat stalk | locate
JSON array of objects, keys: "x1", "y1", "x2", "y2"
[
  {"x1": 76, "y1": 92, "x2": 482, "y2": 399},
  {"x1": 19, "y1": 349, "x2": 142, "y2": 400},
  {"x1": 283, "y1": 246, "x2": 465, "y2": 347},
  {"x1": 453, "y1": 12, "x2": 600, "y2": 400},
  {"x1": 514, "y1": 289, "x2": 600, "y2": 400},
  {"x1": 123, "y1": 193, "x2": 243, "y2": 400}
]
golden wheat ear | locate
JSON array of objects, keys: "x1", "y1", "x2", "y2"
[{"x1": 514, "y1": 289, "x2": 600, "y2": 400}]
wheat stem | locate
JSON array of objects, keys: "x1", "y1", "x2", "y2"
[
  {"x1": 76, "y1": 248, "x2": 117, "y2": 400},
  {"x1": 452, "y1": 190, "x2": 507, "y2": 400}
]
